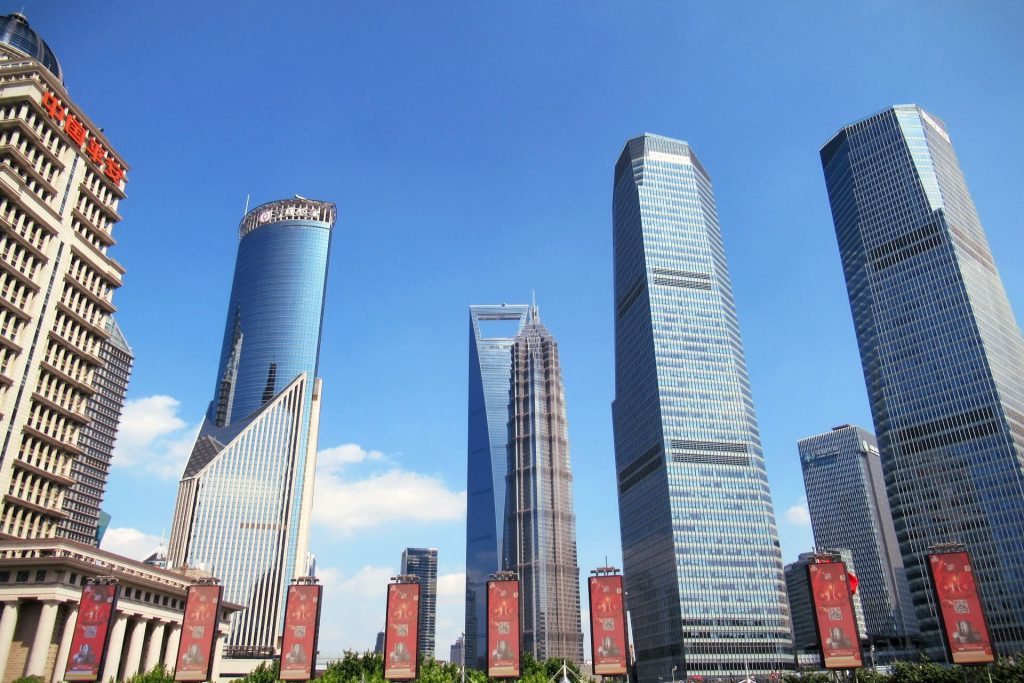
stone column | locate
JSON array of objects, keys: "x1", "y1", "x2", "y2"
[
  {"x1": 26, "y1": 600, "x2": 60, "y2": 676},
  {"x1": 100, "y1": 613, "x2": 128, "y2": 683},
  {"x1": 163, "y1": 624, "x2": 181, "y2": 669},
  {"x1": 51, "y1": 604, "x2": 79, "y2": 683},
  {"x1": 143, "y1": 621, "x2": 166, "y2": 672},
  {"x1": 122, "y1": 617, "x2": 148, "y2": 678},
  {"x1": 0, "y1": 601, "x2": 21, "y2": 677},
  {"x1": 209, "y1": 631, "x2": 226, "y2": 681}
]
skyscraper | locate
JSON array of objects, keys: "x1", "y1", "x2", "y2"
[
  {"x1": 0, "y1": 13, "x2": 132, "y2": 539},
  {"x1": 504, "y1": 305, "x2": 583, "y2": 663},
  {"x1": 168, "y1": 197, "x2": 335, "y2": 655},
  {"x1": 611, "y1": 134, "x2": 792, "y2": 680},
  {"x1": 784, "y1": 550, "x2": 867, "y2": 654},
  {"x1": 797, "y1": 425, "x2": 918, "y2": 651},
  {"x1": 465, "y1": 304, "x2": 529, "y2": 668},
  {"x1": 402, "y1": 547, "x2": 438, "y2": 657},
  {"x1": 821, "y1": 105, "x2": 1024, "y2": 656}
]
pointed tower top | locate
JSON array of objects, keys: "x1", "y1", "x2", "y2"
[{"x1": 529, "y1": 290, "x2": 540, "y2": 323}]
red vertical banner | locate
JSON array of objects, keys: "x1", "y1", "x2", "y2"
[
  {"x1": 384, "y1": 582, "x2": 420, "y2": 681},
  {"x1": 280, "y1": 584, "x2": 323, "y2": 681},
  {"x1": 64, "y1": 583, "x2": 119, "y2": 682},
  {"x1": 928, "y1": 551, "x2": 995, "y2": 665},
  {"x1": 807, "y1": 561, "x2": 863, "y2": 669},
  {"x1": 588, "y1": 575, "x2": 628, "y2": 676},
  {"x1": 487, "y1": 579, "x2": 520, "y2": 678},
  {"x1": 175, "y1": 584, "x2": 223, "y2": 682}
]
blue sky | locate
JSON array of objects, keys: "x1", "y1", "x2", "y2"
[{"x1": 27, "y1": 0, "x2": 1024, "y2": 660}]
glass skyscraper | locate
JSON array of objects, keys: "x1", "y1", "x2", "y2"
[
  {"x1": 401, "y1": 547, "x2": 438, "y2": 658},
  {"x1": 504, "y1": 306, "x2": 584, "y2": 663},
  {"x1": 797, "y1": 426, "x2": 918, "y2": 651},
  {"x1": 611, "y1": 134, "x2": 792, "y2": 680},
  {"x1": 168, "y1": 197, "x2": 335, "y2": 655},
  {"x1": 821, "y1": 106, "x2": 1024, "y2": 656},
  {"x1": 464, "y1": 304, "x2": 529, "y2": 668}
]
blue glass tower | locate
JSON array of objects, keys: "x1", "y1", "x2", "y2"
[
  {"x1": 821, "y1": 106, "x2": 1024, "y2": 656},
  {"x1": 464, "y1": 304, "x2": 529, "y2": 669},
  {"x1": 168, "y1": 197, "x2": 336, "y2": 655},
  {"x1": 612, "y1": 135, "x2": 792, "y2": 681}
]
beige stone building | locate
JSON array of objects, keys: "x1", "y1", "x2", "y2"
[
  {"x1": 0, "y1": 12, "x2": 130, "y2": 540},
  {"x1": 0, "y1": 539, "x2": 240, "y2": 683}
]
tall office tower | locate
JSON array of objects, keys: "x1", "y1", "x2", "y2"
[
  {"x1": 821, "y1": 105, "x2": 1024, "y2": 654},
  {"x1": 60, "y1": 317, "x2": 132, "y2": 544},
  {"x1": 784, "y1": 550, "x2": 867, "y2": 653},
  {"x1": 0, "y1": 14, "x2": 131, "y2": 539},
  {"x1": 798, "y1": 425, "x2": 918, "y2": 650},
  {"x1": 464, "y1": 304, "x2": 529, "y2": 668},
  {"x1": 611, "y1": 134, "x2": 792, "y2": 680},
  {"x1": 402, "y1": 547, "x2": 439, "y2": 657},
  {"x1": 168, "y1": 197, "x2": 335, "y2": 655},
  {"x1": 450, "y1": 634, "x2": 465, "y2": 666},
  {"x1": 504, "y1": 305, "x2": 584, "y2": 662}
]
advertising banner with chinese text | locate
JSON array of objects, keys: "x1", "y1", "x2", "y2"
[
  {"x1": 65, "y1": 583, "x2": 119, "y2": 682},
  {"x1": 174, "y1": 585, "x2": 223, "y2": 682},
  {"x1": 928, "y1": 551, "x2": 994, "y2": 665},
  {"x1": 808, "y1": 561, "x2": 862, "y2": 669},
  {"x1": 280, "y1": 584, "x2": 323, "y2": 681},
  {"x1": 588, "y1": 575, "x2": 628, "y2": 676},
  {"x1": 384, "y1": 582, "x2": 420, "y2": 681},
  {"x1": 487, "y1": 579, "x2": 520, "y2": 678}
]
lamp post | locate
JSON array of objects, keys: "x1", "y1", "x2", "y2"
[{"x1": 672, "y1": 665, "x2": 677, "y2": 683}]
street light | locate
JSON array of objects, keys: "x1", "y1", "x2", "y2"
[{"x1": 672, "y1": 665, "x2": 677, "y2": 683}]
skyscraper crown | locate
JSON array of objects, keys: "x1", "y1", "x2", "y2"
[{"x1": 0, "y1": 13, "x2": 62, "y2": 82}]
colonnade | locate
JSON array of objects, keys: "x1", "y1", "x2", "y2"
[{"x1": 0, "y1": 598, "x2": 225, "y2": 683}]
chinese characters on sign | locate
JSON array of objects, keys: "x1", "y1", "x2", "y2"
[
  {"x1": 487, "y1": 580, "x2": 520, "y2": 679},
  {"x1": 928, "y1": 551, "x2": 995, "y2": 665},
  {"x1": 588, "y1": 575, "x2": 628, "y2": 676},
  {"x1": 41, "y1": 91, "x2": 126, "y2": 186},
  {"x1": 383, "y1": 582, "x2": 420, "y2": 681},
  {"x1": 280, "y1": 584, "x2": 323, "y2": 681},
  {"x1": 807, "y1": 561, "x2": 863, "y2": 670},
  {"x1": 174, "y1": 585, "x2": 223, "y2": 682},
  {"x1": 64, "y1": 583, "x2": 119, "y2": 682}
]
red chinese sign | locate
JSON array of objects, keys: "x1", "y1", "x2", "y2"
[
  {"x1": 928, "y1": 551, "x2": 994, "y2": 665},
  {"x1": 384, "y1": 582, "x2": 420, "y2": 681},
  {"x1": 65, "y1": 583, "x2": 119, "y2": 681},
  {"x1": 174, "y1": 584, "x2": 222, "y2": 682},
  {"x1": 41, "y1": 91, "x2": 126, "y2": 186},
  {"x1": 808, "y1": 561, "x2": 862, "y2": 669},
  {"x1": 588, "y1": 575, "x2": 628, "y2": 676},
  {"x1": 280, "y1": 584, "x2": 322, "y2": 681},
  {"x1": 487, "y1": 579, "x2": 520, "y2": 678}
]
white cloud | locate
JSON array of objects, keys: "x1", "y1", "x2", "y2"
[
  {"x1": 785, "y1": 501, "x2": 812, "y2": 527},
  {"x1": 100, "y1": 527, "x2": 163, "y2": 561},
  {"x1": 436, "y1": 571, "x2": 465, "y2": 598},
  {"x1": 318, "y1": 443, "x2": 385, "y2": 469},
  {"x1": 112, "y1": 395, "x2": 199, "y2": 478}
]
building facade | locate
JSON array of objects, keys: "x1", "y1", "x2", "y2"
[
  {"x1": 449, "y1": 634, "x2": 464, "y2": 667},
  {"x1": 401, "y1": 547, "x2": 438, "y2": 658},
  {"x1": 503, "y1": 306, "x2": 583, "y2": 663},
  {"x1": 784, "y1": 550, "x2": 867, "y2": 656},
  {"x1": 464, "y1": 304, "x2": 529, "y2": 668},
  {"x1": 59, "y1": 317, "x2": 132, "y2": 545},
  {"x1": 0, "y1": 13, "x2": 131, "y2": 541},
  {"x1": 168, "y1": 197, "x2": 336, "y2": 656},
  {"x1": 821, "y1": 106, "x2": 1024, "y2": 655},
  {"x1": 797, "y1": 425, "x2": 918, "y2": 650},
  {"x1": 611, "y1": 134, "x2": 792, "y2": 680}
]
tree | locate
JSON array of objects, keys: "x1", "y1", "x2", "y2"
[{"x1": 123, "y1": 665, "x2": 175, "y2": 683}]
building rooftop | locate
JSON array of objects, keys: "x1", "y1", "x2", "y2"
[{"x1": 0, "y1": 13, "x2": 62, "y2": 83}]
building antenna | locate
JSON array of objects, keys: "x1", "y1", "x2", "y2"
[{"x1": 244, "y1": 193, "x2": 250, "y2": 215}]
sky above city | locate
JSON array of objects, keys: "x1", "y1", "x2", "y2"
[{"x1": 25, "y1": 0, "x2": 1024, "y2": 661}]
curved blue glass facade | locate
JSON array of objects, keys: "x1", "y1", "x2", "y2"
[{"x1": 0, "y1": 13, "x2": 62, "y2": 82}]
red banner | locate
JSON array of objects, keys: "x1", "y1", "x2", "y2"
[
  {"x1": 384, "y1": 582, "x2": 420, "y2": 680},
  {"x1": 65, "y1": 583, "x2": 119, "y2": 682},
  {"x1": 487, "y1": 579, "x2": 520, "y2": 678},
  {"x1": 928, "y1": 551, "x2": 994, "y2": 665},
  {"x1": 280, "y1": 584, "x2": 323, "y2": 680},
  {"x1": 808, "y1": 561, "x2": 862, "y2": 669},
  {"x1": 588, "y1": 575, "x2": 628, "y2": 676},
  {"x1": 174, "y1": 585, "x2": 223, "y2": 682}
]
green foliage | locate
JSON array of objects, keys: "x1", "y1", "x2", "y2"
[
  {"x1": 12, "y1": 676, "x2": 45, "y2": 683},
  {"x1": 782, "y1": 656, "x2": 1024, "y2": 683},
  {"x1": 239, "y1": 661, "x2": 281, "y2": 683},
  {"x1": 316, "y1": 650, "x2": 591, "y2": 683},
  {"x1": 123, "y1": 665, "x2": 175, "y2": 683}
]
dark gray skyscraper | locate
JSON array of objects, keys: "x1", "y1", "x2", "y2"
[
  {"x1": 59, "y1": 318, "x2": 132, "y2": 545},
  {"x1": 611, "y1": 134, "x2": 792, "y2": 680},
  {"x1": 821, "y1": 105, "x2": 1024, "y2": 655},
  {"x1": 504, "y1": 305, "x2": 584, "y2": 663},
  {"x1": 798, "y1": 426, "x2": 918, "y2": 650},
  {"x1": 402, "y1": 547, "x2": 438, "y2": 657},
  {"x1": 465, "y1": 304, "x2": 529, "y2": 668}
]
